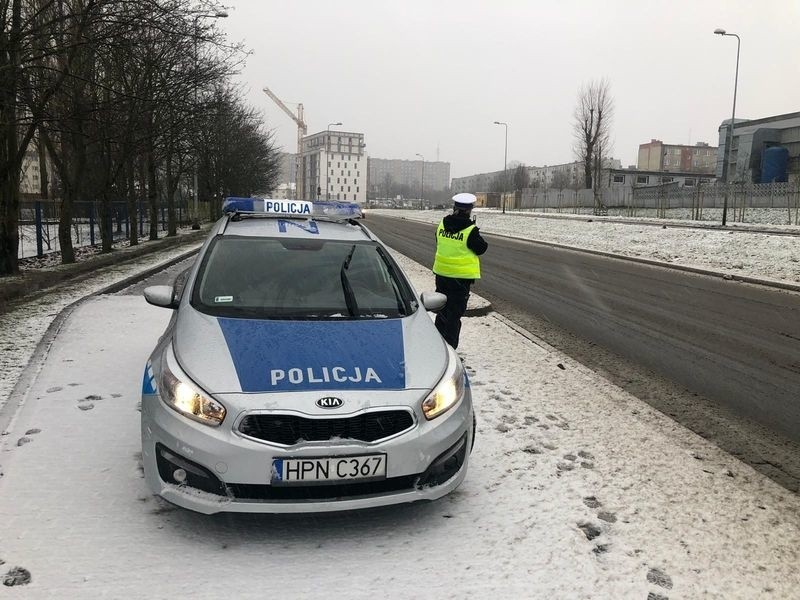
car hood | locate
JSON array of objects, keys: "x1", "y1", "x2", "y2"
[{"x1": 173, "y1": 306, "x2": 449, "y2": 395}]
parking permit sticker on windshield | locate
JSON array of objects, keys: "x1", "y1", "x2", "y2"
[{"x1": 214, "y1": 296, "x2": 234, "y2": 303}]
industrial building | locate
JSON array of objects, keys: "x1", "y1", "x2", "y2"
[
  {"x1": 637, "y1": 140, "x2": 717, "y2": 174},
  {"x1": 716, "y1": 111, "x2": 800, "y2": 183}
]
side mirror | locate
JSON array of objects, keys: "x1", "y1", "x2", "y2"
[
  {"x1": 144, "y1": 285, "x2": 178, "y2": 309},
  {"x1": 420, "y1": 291, "x2": 447, "y2": 312}
]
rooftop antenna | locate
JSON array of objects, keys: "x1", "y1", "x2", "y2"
[{"x1": 436, "y1": 143, "x2": 440, "y2": 162}]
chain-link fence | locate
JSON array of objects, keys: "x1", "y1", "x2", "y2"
[
  {"x1": 17, "y1": 197, "x2": 213, "y2": 259},
  {"x1": 515, "y1": 181, "x2": 800, "y2": 225}
]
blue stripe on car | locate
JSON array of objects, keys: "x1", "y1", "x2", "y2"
[
  {"x1": 217, "y1": 318, "x2": 406, "y2": 392},
  {"x1": 142, "y1": 361, "x2": 157, "y2": 395}
]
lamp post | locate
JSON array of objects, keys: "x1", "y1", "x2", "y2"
[
  {"x1": 324, "y1": 122, "x2": 341, "y2": 199},
  {"x1": 191, "y1": 10, "x2": 228, "y2": 229},
  {"x1": 494, "y1": 121, "x2": 508, "y2": 213},
  {"x1": 415, "y1": 153, "x2": 425, "y2": 209},
  {"x1": 714, "y1": 28, "x2": 740, "y2": 227}
]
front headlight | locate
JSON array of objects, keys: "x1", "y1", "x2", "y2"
[
  {"x1": 421, "y1": 350, "x2": 466, "y2": 420},
  {"x1": 159, "y1": 353, "x2": 226, "y2": 427}
]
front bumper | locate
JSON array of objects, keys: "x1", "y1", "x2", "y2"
[{"x1": 141, "y1": 390, "x2": 472, "y2": 514}]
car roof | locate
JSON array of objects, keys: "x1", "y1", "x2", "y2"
[{"x1": 219, "y1": 215, "x2": 373, "y2": 242}]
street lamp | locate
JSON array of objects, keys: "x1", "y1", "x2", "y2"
[
  {"x1": 191, "y1": 10, "x2": 228, "y2": 230},
  {"x1": 714, "y1": 27, "x2": 740, "y2": 227},
  {"x1": 415, "y1": 153, "x2": 425, "y2": 209},
  {"x1": 493, "y1": 121, "x2": 508, "y2": 213},
  {"x1": 325, "y1": 122, "x2": 341, "y2": 199}
]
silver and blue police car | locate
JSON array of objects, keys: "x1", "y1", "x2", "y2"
[{"x1": 140, "y1": 198, "x2": 474, "y2": 514}]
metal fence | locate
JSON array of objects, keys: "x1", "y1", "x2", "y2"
[
  {"x1": 17, "y1": 197, "x2": 211, "y2": 259},
  {"x1": 516, "y1": 182, "x2": 800, "y2": 225}
]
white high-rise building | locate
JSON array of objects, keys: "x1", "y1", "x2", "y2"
[{"x1": 300, "y1": 130, "x2": 366, "y2": 204}]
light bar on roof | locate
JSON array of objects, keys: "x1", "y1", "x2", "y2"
[{"x1": 222, "y1": 197, "x2": 362, "y2": 219}]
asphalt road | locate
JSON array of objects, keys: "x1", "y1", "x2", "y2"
[{"x1": 364, "y1": 214, "x2": 800, "y2": 444}]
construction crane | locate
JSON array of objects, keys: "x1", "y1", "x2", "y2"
[{"x1": 262, "y1": 85, "x2": 307, "y2": 199}]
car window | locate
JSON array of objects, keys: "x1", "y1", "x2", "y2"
[{"x1": 191, "y1": 236, "x2": 413, "y2": 319}]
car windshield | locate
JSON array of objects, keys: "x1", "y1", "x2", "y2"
[{"x1": 191, "y1": 236, "x2": 414, "y2": 319}]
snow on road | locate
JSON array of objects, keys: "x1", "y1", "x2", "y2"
[
  {"x1": 369, "y1": 209, "x2": 800, "y2": 285},
  {"x1": 0, "y1": 254, "x2": 798, "y2": 598}
]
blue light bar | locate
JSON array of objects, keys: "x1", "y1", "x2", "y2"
[{"x1": 222, "y1": 197, "x2": 362, "y2": 219}]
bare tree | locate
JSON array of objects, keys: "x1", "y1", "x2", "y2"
[
  {"x1": 512, "y1": 164, "x2": 529, "y2": 191},
  {"x1": 572, "y1": 78, "x2": 614, "y2": 191}
]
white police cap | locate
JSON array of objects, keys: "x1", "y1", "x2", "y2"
[{"x1": 452, "y1": 193, "x2": 477, "y2": 208}]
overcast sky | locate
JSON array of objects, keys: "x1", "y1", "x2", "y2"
[{"x1": 221, "y1": 0, "x2": 799, "y2": 178}]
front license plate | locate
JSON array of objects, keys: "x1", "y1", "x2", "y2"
[{"x1": 271, "y1": 454, "x2": 387, "y2": 485}]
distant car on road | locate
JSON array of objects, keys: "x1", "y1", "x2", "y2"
[{"x1": 140, "y1": 198, "x2": 474, "y2": 514}]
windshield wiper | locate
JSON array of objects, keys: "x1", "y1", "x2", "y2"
[{"x1": 340, "y1": 244, "x2": 359, "y2": 317}]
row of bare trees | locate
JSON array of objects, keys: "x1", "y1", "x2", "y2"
[{"x1": 0, "y1": 0, "x2": 280, "y2": 276}]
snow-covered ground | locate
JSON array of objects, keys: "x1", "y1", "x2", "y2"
[
  {"x1": 369, "y1": 209, "x2": 800, "y2": 285},
  {"x1": 0, "y1": 243, "x2": 202, "y2": 413},
  {"x1": 0, "y1": 254, "x2": 798, "y2": 598}
]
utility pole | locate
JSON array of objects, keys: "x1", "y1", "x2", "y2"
[
  {"x1": 191, "y1": 10, "x2": 228, "y2": 229},
  {"x1": 714, "y1": 28, "x2": 741, "y2": 227}
]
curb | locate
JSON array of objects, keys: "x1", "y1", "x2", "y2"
[
  {"x1": 0, "y1": 246, "x2": 201, "y2": 438},
  {"x1": 1, "y1": 229, "x2": 209, "y2": 308},
  {"x1": 389, "y1": 214, "x2": 800, "y2": 295}
]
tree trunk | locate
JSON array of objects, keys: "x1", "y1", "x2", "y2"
[
  {"x1": 58, "y1": 185, "x2": 75, "y2": 264},
  {"x1": 165, "y1": 151, "x2": 177, "y2": 236},
  {"x1": 584, "y1": 148, "x2": 593, "y2": 190},
  {"x1": 126, "y1": 160, "x2": 138, "y2": 246},
  {"x1": 0, "y1": 0, "x2": 23, "y2": 276},
  {"x1": 147, "y1": 146, "x2": 158, "y2": 241},
  {"x1": 38, "y1": 129, "x2": 49, "y2": 199}
]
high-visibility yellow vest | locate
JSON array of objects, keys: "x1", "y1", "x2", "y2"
[{"x1": 433, "y1": 220, "x2": 481, "y2": 279}]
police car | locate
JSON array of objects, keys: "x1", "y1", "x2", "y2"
[{"x1": 140, "y1": 198, "x2": 474, "y2": 514}]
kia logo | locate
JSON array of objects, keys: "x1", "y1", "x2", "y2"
[{"x1": 316, "y1": 397, "x2": 344, "y2": 409}]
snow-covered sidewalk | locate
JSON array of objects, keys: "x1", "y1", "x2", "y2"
[
  {"x1": 369, "y1": 209, "x2": 800, "y2": 286},
  {"x1": 0, "y1": 243, "x2": 202, "y2": 415},
  {"x1": 0, "y1": 253, "x2": 797, "y2": 598}
]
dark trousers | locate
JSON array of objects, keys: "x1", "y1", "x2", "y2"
[{"x1": 434, "y1": 274, "x2": 472, "y2": 350}]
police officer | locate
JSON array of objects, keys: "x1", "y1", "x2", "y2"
[{"x1": 432, "y1": 193, "x2": 488, "y2": 349}]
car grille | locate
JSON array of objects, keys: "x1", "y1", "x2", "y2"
[
  {"x1": 238, "y1": 410, "x2": 415, "y2": 445},
  {"x1": 227, "y1": 474, "x2": 420, "y2": 501}
]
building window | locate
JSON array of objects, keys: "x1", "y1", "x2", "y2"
[
  {"x1": 661, "y1": 176, "x2": 673, "y2": 183},
  {"x1": 684, "y1": 178, "x2": 696, "y2": 187},
  {"x1": 348, "y1": 186, "x2": 351, "y2": 192},
  {"x1": 357, "y1": 187, "x2": 360, "y2": 192},
  {"x1": 613, "y1": 175, "x2": 625, "y2": 184},
  {"x1": 636, "y1": 175, "x2": 649, "y2": 185}
]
